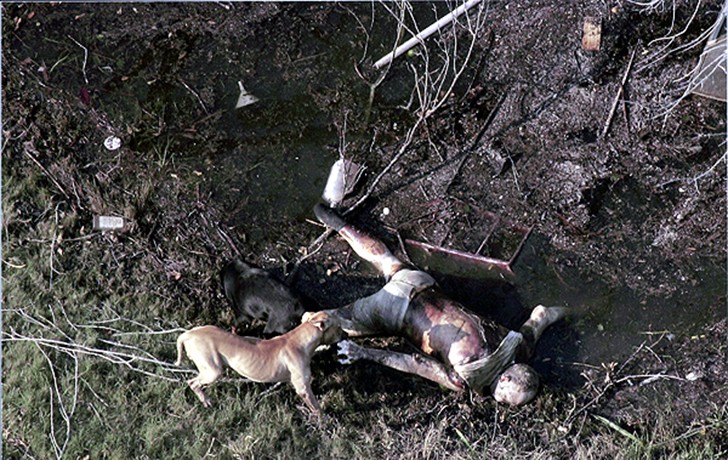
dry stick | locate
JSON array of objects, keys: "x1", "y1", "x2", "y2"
[
  {"x1": 374, "y1": 0, "x2": 483, "y2": 69},
  {"x1": 564, "y1": 339, "x2": 658, "y2": 426},
  {"x1": 178, "y1": 77, "x2": 208, "y2": 114},
  {"x1": 353, "y1": 2, "x2": 405, "y2": 126},
  {"x1": 348, "y1": 116, "x2": 425, "y2": 216},
  {"x1": 49, "y1": 202, "x2": 63, "y2": 288},
  {"x1": 67, "y1": 35, "x2": 89, "y2": 85},
  {"x1": 602, "y1": 48, "x2": 637, "y2": 138},
  {"x1": 216, "y1": 224, "x2": 242, "y2": 258},
  {"x1": 36, "y1": 343, "x2": 78, "y2": 460},
  {"x1": 6, "y1": 332, "x2": 190, "y2": 382},
  {"x1": 23, "y1": 148, "x2": 71, "y2": 201},
  {"x1": 445, "y1": 92, "x2": 507, "y2": 194}
]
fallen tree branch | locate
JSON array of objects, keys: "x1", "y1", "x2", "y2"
[{"x1": 7, "y1": 331, "x2": 190, "y2": 382}]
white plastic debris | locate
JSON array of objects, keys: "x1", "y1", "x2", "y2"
[
  {"x1": 685, "y1": 371, "x2": 703, "y2": 382},
  {"x1": 235, "y1": 81, "x2": 259, "y2": 109},
  {"x1": 322, "y1": 159, "x2": 365, "y2": 207},
  {"x1": 103, "y1": 135, "x2": 122, "y2": 151},
  {"x1": 93, "y1": 216, "x2": 125, "y2": 231}
]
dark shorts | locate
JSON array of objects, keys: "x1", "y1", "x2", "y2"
[{"x1": 347, "y1": 269, "x2": 435, "y2": 333}]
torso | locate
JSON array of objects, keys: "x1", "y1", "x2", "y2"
[{"x1": 403, "y1": 287, "x2": 508, "y2": 367}]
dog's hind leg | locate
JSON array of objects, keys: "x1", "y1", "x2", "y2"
[{"x1": 188, "y1": 366, "x2": 223, "y2": 407}]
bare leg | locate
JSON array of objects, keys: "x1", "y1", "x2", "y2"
[
  {"x1": 314, "y1": 204, "x2": 404, "y2": 277},
  {"x1": 188, "y1": 366, "x2": 223, "y2": 407},
  {"x1": 517, "y1": 305, "x2": 567, "y2": 361},
  {"x1": 337, "y1": 340, "x2": 465, "y2": 392}
]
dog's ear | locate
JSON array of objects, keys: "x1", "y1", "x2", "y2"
[
  {"x1": 304, "y1": 311, "x2": 331, "y2": 331},
  {"x1": 301, "y1": 311, "x2": 315, "y2": 323}
]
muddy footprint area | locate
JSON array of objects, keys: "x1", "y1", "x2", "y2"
[{"x1": 2, "y1": 1, "x2": 726, "y2": 458}]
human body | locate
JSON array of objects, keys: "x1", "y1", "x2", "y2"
[{"x1": 314, "y1": 204, "x2": 565, "y2": 405}]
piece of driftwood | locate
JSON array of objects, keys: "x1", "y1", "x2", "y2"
[{"x1": 582, "y1": 17, "x2": 602, "y2": 51}]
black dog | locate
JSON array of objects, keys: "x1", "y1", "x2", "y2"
[{"x1": 221, "y1": 259, "x2": 305, "y2": 335}]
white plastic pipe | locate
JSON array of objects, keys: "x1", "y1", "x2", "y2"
[{"x1": 373, "y1": 0, "x2": 483, "y2": 69}]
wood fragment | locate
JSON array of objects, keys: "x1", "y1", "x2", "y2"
[{"x1": 582, "y1": 17, "x2": 602, "y2": 51}]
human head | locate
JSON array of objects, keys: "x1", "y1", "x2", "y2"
[{"x1": 490, "y1": 363, "x2": 540, "y2": 406}]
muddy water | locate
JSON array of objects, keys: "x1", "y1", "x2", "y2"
[
  {"x1": 206, "y1": 6, "x2": 428, "y2": 228},
  {"x1": 515, "y1": 235, "x2": 725, "y2": 368}
]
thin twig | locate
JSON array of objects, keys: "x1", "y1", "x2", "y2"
[
  {"x1": 67, "y1": 35, "x2": 89, "y2": 85},
  {"x1": 602, "y1": 48, "x2": 637, "y2": 138},
  {"x1": 23, "y1": 145, "x2": 71, "y2": 201},
  {"x1": 178, "y1": 77, "x2": 208, "y2": 114}
]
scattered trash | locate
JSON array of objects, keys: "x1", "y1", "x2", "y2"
[
  {"x1": 687, "y1": 7, "x2": 726, "y2": 102},
  {"x1": 685, "y1": 371, "x2": 703, "y2": 381},
  {"x1": 582, "y1": 17, "x2": 602, "y2": 51},
  {"x1": 322, "y1": 159, "x2": 365, "y2": 207},
  {"x1": 235, "y1": 81, "x2": 259, "y2": 109},
  {"x1": 93, "y1": 215, "x2": 125, "y2": 231},
  {"x1": 103, "y1": 135, "x2": 122, "y2": 151}
]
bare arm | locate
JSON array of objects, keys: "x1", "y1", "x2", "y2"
[{"x1": 338, "y1": 340, "x2": 465, "y2": 392}]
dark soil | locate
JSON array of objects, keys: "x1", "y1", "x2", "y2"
[{"x1": 2, "y1": 1, "x2": 726, "y2": 458}]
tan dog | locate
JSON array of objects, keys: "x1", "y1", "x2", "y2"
[{"x1": 175, "y1": 311, "x2": 345, "y2": 415}]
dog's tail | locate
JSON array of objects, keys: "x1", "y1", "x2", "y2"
[{"x1": 175, "y1": 333, "x2": 187, "y2": 366}]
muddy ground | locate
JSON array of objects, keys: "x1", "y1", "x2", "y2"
[{"x1": 2, "y1": 1, "x2": 726, "y2": 458}]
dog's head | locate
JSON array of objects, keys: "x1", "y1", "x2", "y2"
[
  {"x1": 264, "y1": 299, "x2": 306, "y2": 336},
  {"x1": 302, "y1": 311, "x2": 346, "y2": 344}
]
